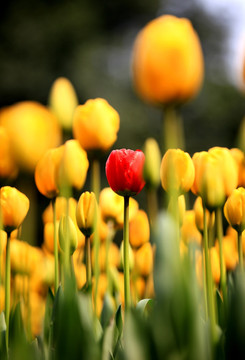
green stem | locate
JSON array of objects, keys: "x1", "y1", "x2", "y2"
[
  {"x1": 52, "y1": 198, "x2": 59, "y2": 294},
  {"x1": 203, "y1": 202, "x2": 217, "y2": 350},
  {"x1": 85, "y1": 236, "x2": 92, "y2": 287},
  {"x1": 91, "y1": 158, "x2": 100, "y2": 314},
  {"x1": 5, "y1": 233, "x2": 11, "y2": 352},
  {"x1": 238, "y1": 231, "x2": 243, "y2": 271},
  {"x1": 202, "y1": 248, "x2": 208, "y2": 321},
  {"x1": 163, "y1": 106, "x2": 185, "y2": 152},
  {"x1": 215, "y1": 207, "x2": 227, "y2": 314},
  {"x1": 64, "y1": 198, "x2": 71, "y2": 278},
  {"x1": 123, "y1": 196, "x2": 131, "y2": 312}
]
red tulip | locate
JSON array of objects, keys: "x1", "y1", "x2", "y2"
[{"x1": 106, "y1": 149, "x2": 145, "y2": 197}]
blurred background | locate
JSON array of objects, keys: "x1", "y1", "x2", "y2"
[{"x1": 1, "y1": 0, "x2": 245, "y2": 244}]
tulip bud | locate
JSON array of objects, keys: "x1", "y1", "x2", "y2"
[
  {"x1": 224, "y1": 187, "x2": 245, "y2": 233},
  {"x1": 160, "y1": 149, "x2": 195, "y2": 195},
  {"x1": 143, "y1": 137, "x2": 161, "y2": 189},
  {"x1": 193, "y1": 196, "x2": 214, "y2": 233},
  {"x1": 0, "y1": 186, "x2": 30, "y2": 233},
  {"x1": 48, "y1": 77, "x2": 79, "y2": 130},
  {"x1": 76, "y1": 192, "x2": 98, "y2": 237},
  {"x1": 59, "y1": 215, "x2": 78, "y2": 255},
  {"x1": 106, "y1": 149, "x2": 145, "y2": 197}
]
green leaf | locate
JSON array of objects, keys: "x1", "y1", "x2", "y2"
[
  {"x1": 0, "y1": 312, "x2": 6, "y2": 358},
  {"x1": 100, "y1": 293, "x2": 115, "y2": 329},
  {"x1": 136, "y1": 299, "x2": 154, "y2": 316}
]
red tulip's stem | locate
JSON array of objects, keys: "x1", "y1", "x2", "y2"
[
  {"x1": 91, "y1": 158, "x2": 100, "y2": 314},
  {"x1": 215, "y1": 207, "x2": 227, "y2": 314},
  {"x1": 85, "y1": 236, "x2": 92, "y2": 287},
  {"x1": 123, "y1": 195, "x2": 131, "y2": 312},
  {"x1": 238, "y1": 231, "x2": 243, "y2": 271},
  {"x1": 5, "y1": 233, "x2": 11, "y2": 353},
  {"x1": 52, "y1": 198, "x2": 59, "y2": 294}
]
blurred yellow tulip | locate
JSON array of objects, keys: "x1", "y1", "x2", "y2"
[
  {"x1": 76, "y1": 192, "x2": 98, "y2": 237},
  {"x1": 129, "y1": 209, "x2": 150, "y2": 248},
  {"x1": 132, "y1": 15, "x2": 204, "y2": 105},
  {"x1": 48, "y1": 77, "x2": 79, "y2": 130},
  {"x1": 0, "y1": 101, "x2": 62, "y2": 172}
]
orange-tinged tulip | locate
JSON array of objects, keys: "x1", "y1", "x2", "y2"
[
  {"x1": 92, "y1": 242, "x2": 120, "y2": 271},
  {"x1": 35, "y1": 146, "x2": 64, "y2": 199},
  {"x1": 76, "y1": 192, "x2": 98, "y2": 237},
  {"x1": 215, "y1": 236, "x2": 238, "y2": 271},
  {"x1": 134, "y1": 242, "x2": 153, "y2": 277},
  {"x1": 42, "y1": 196, "x2": 78, "y2": 224},
  {"x1": 0, "y1": 186, "x2": 30, "y2": 233},
  {"x1": 224, "y1": 187, "x2": 245, "y2": 233},
  {"x1": 181, "y1": 210, "x2": 202, "y2": 246},
  {"x1": 57, "y1": 140, "x2": 89, "y2": 192},
  {"x1": 0, "y1": 101, "x2": 61, "y2": 172},
  {"x1": 129, "y1": 209, "x2": 150, "y2": 248},
  {"x1": 73, "y1": 98, "x2": 120, "y2": 152},
  {"x1": 48, "y1": 77, "x2": 79, "y2": 130},
  {"x1": 210, "y1": 246, "x2": 220, "y2": 285},
  {"x1": 0, "y1": 286, "x2": 4, "y2": 312},
  {"x1": 99, "y1": 187, "x2": 139, "y2": 227},
  {"x1": 0, "y1": 126, "x2": 18, "y2": 179},
  {"x1": 230, "y1": 148, "x2": 245, "y2": 187},
  {"x1": 43, "y1": 221, "x2": 60, "y2": 254},
  {"x1": 132, "y1": 15, "x2": 204, "y2": 105},
  {"x1": 160, "y1": 149, "x2": 195, "y2": 194}
]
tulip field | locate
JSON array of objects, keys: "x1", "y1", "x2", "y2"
[{"x1": 1, "y1": 13, "x2": 245, "y2": 360}]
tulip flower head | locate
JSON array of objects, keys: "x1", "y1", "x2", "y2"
[
  {"x1": 76, "y1": 192, "x2": 98, "y2": 237},
  {"x1": 132, "y1": 14, "x2": 204, "y2": 105},
  {"x1": 105, "y1": 149, "x2": 145, "y2": 197},
  {"x1": 224, "y1": 187, "x2": 245, "y2": 234},
  {"x1": 0, "y1": 186, "x2": 30, "y2": 233},
  {"x1": 73, "y1": 98, "x2": 120, "y2": 152},
  {"x1": 160, "y1": 149, "x2": 195, "y2": 195}
]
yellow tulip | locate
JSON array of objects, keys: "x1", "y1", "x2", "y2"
[
  {"x1": 0, "y1": 126, "x2": 18, "y2": 179},
  {"x1": 129, "y1": 209, "x2": 150, "y2": 248},
  {"x1": 76, "y1": 192, "x2": 98, "y2": 237},
  {"x1": 224, "y1": 187, "x2": 245, "y2": 233},
  {"x1": 35, "y1": 146, "x2": 64, "y2": 199},
  {"x1": 0, "y1": 186, "x2": 30, "y2": 233},
  {"x1": 230, "y1": 148, "x2": 245, "y2": 187},
  {"x1": 192, "y1": 151, "x2": 226, "y2": 210},
  {"x1": 57, "y1": 139, "x2": 89, "y2": 192},
  {"x1": 134, "y1": 242, "x2": 153, "y2": 277},
  {"x1": 181, "y1": 210, "x2": 202, "y2": 246},
  {"x1": 160, "y1": 149, "x2": 195, "y2": 194},
  {"x1": 92, "y1": 242, "x2": 120, "y2": 272},
  {"x1": 143, "y1": 137, "x2": 161, "y2": 189},
  {"x1": 193, "y1": 196, "x2": 214, "y2": 233},
  {"x1": 48, "y1": 77, "x2": 79, "y2": 130},
  {"x1": 0, "y1": 101, "x2": 61, "y2": 172},
  {"x1": 42, "y1": 196, "x2": 78, "y2": 224},
  {"x1": 99, "y1": 187, "x2": 139, "y2": 227},
  {"x1": 132, "y1": 15, "x2": 204, "y2": 105},
  {"x1": 73, "y1": 98, "x2": 120, "y2": 151}
]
